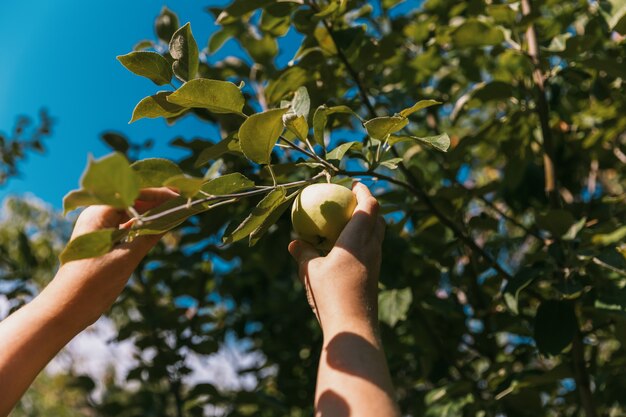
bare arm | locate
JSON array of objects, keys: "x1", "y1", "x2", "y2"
[
  {"x1": 289, "y1": 182, "x2": 401, "y2": 417},
  {"x1": 0, "y1": 188, "x2": 176, "y2": 417}
]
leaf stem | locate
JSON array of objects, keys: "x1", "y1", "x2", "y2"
[{"x1": 279, "y1": 135, "x2": 338, "y2": 172}]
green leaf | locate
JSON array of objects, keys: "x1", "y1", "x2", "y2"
[
  {"x1": 327, "y1": 141, "x2": 360, "y2": 160},
  {"x1": 486, "y1": 4, "x2": 516, "y2": 25},
  {"x1": 592, "y1": 226, "x2": 626, "y2": 246},
  {"x1": 284, "y1": 116, "x2": 309, "y2": 142},
  {"x1": 217, "y1": 0, "x2": 276, "y2": 21},
  {"x1": 399, "y1": 100, "x2": 441, "y2": 118},
  {"x1": 169, "y1": 23, "x2": 199, "y2": 82},
  {"x1": 286, "y1": 86, "x2": 311, "y2": 118},
  {"x1": 379, "y1": 288, "x2": 413, "y2": 327},
  {"x1": 64, "y1": 153, "x2": 140, "y2": 214},
  {"x1": 204, "y1": 159, "x2": 225, "y2": 180},
  {"x1": 130, "y1": 158, "x2": 183, "y2": 188},
  {"x1": 132, "y1": 197, "x2": 210, "y2": 235},
  {"x1": 101, "y1": 132, "x2": 130, "y2": 154},
  {"x1": 450, "y1": 19, "x2": 504, "y2": 48},
  {"x1": 249, "y1": 192, "x2": 298, "y2": 246},
  {"x1": 201, "y1": 173, "x2": 255, "y2": 195},
  {"x1": 167, "y1": 79, "x2": 246, "y2": 115},
  {"x1": 389, "y1": 133, "x2": 451, "y2": 152},
  {"x1": 503, "y1": 267, "x2": 540, "y2": 315},
  {"x1": 379, "y1": 157, "x2": 404, "y2": 170},
  {"x1": 534, "y1": 300, "x2": 577, "y2": 356},
  {"x1": 194, "y1": 134, "x2": 241, "y2": 168},
  {"x1": 133, "y1": 40, "x2": 154, "y2": 51},
  {"x1": 601, "y1": 0, "x2": 626, "y2": 33},
  {"x1": 116, "y1": 52, "x2": 173, "y2": 86},
  {"x1": 282, "y1": 87, "x2": 311, "y2": 141},
  {"x1": 155, "y1": 6, "x2": 180, "y2": 43},
  {"x1": 266, "y1": 67, "x2": 309, "y2": 104},
  {"x1": 63, "y1": 190, "x2": 101, "y2": 215},
  {"x1": 163, "y1": 175, "x2": 205, "y2": 198},
  {"x1": 130, "y1": 92, "x2": 186, "y2": 123},
  {"x1": 364, "y1": 116, "x2": 409, "y2": 140},
  {"x1": 60, "y1": 229, "x2": 128, "y2": 264},
  {"x1": 223, "y1": 187, "x2": 286, "y2": 244},
  {"x1": 312, "y1": 105, "x2": 356, "y2": 146},
  {"x1": 239, "y1": 108, "x2": 289, "y2": 164}
]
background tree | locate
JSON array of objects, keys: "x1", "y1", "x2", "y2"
[
  {"x1": 0, "y1": 110, "x2": 52, "y2": 186},
  {"x1": 6, "y1": 0, "x2": 626, "y2": 416}
]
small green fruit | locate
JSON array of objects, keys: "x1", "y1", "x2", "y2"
[{"x1": 291, "y1": 183, "x2": 357, "y2": 251}]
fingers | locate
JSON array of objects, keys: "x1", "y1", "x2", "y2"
[
  {"x1": 288, "y1": 240, "x2": 321, "y2": 267},
  {"x1": 334, "y1": 183, "x2": 379, "y2": 249},
  {"x1": 134, "y1": 187, "x2": 180, "y2": 214},
  {"x1": 352, "y1": 182, "x2": 379, "y2": 218}
]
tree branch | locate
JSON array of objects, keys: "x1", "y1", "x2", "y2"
[
  {"x1": 521, "y1": 2, "x2": 595, "y2": 416},
  {"x1": 341, "y1": 169, "x2": 513, "y2": 279},
  {"x1": 521, "y1": 0, "x2": 559, "y2": 207}
]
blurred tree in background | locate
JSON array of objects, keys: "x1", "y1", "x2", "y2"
[
  {"x1": 4, "y1": 0, "x2": 626, "y2": 416},
  {"x1": 0, "y1": 110, "x2": 52, "y2": 186}
]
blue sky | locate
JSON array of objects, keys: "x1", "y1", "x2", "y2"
[
  {"x1": 0, "y1": 0, "x2": 238, "y2": 208},
  {"x1": 0, "y1": 1, "x2": 420, "y2": 209}
]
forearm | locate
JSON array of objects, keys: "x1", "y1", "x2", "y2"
[
  {"x1": 0, "y1": 263, "x2": 126, "y2": 416},
  {"x1": 315, "y1": 320, "x2": 400, "y2": 417}
]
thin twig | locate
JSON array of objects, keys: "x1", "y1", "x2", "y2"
[{"x1": 139, "y1": 173, "x2": 326, "y2": 224}]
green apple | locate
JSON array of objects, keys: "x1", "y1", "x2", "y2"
[{"x1": 291, "y1": 183, "x2": 357, "y2": 251}]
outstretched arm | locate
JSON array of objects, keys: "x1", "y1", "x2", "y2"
[
  {"x1": 289, "y1": 182, "x2": 401, "y2": 417},
  {"x1": 0, "y1": 188, "x2": 176, "y2": 417}
]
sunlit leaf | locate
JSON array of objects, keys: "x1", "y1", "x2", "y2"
[
  {"x1": 312, "y1": 105, "x2": 356, "y2": 146},
  {"x1": 130, "y1": 92, "x2": 186, "y2": 123},
  {"x1": 167, "y1": 79, "x2": 246, "y2": 115},
  {"x1": 60, "y1": 228, "x2": 128, "y2": 264},
  {"x1": 389, "y1": 133, "x2": 451, "y2": 152},
  {"x1": 266, "y1": 67, "x2": 309, "y2": 103},
  {"x1": 223, "y1": 187, "x2": 286, "y2": 244},
  {"x1": 399, "y1": 100, "x2": 441, "y2": 118},
  {"x1": 239, "y1": 108, "x2": 289, "y2": 164},
  {"x1": 163, "y1": 175, "x2": 204, "y2": 198},
  {"x1": 284, "y1": 116, "x2": 309, "y2": 142},
  {"x1": 364, "y1": 116, "x2": 409, "y2": 140},
  {"x1": 201, "y1": 173, "x2": 255, "y2": 195},
  {"x1": 379, "y1": 288, "x2": 413, "y2": 327},
  {"x1": 450, "y1": 19, "x2": 504, "y2": 48},
  {"x1": 64, "y1": 153, "x2": 140, "y2": 214},
  {"x1": 169, "y1": 23, "x2": 199, "y2": 82},
  {"x1": 326, "y1": 141, "x2": 360, "y2": 160},
  {"x1": 130, "y1": 158, "x2": 183, "y2": 188},
  {"x1": 116, "y1": 52, "x2": 173, "y2": 86},
  {"x1": 249, "y1": 193, "x2": 297, "y2": 246}
]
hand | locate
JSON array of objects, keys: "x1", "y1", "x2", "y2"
[
  {"x1": 58, "y1": 187, "x2": 179, "y2": 326},
  {"x1": 289, "y1": 183, "x2": 400, "y2": 417},
  {"x1": 0, "y1": 187, "x2": 178, "y2": 417},
  {"x1": 288, "y1": 182, "x2": 385, "y2": 334}
]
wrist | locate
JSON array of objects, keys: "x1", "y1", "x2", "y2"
[{"x1": 322, "y1": 315, "x2": 381, "y2": 346}]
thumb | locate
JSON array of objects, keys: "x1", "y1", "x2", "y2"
[{"x1": 288, "y1": 240, "x2": 320, "y2": 266}]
